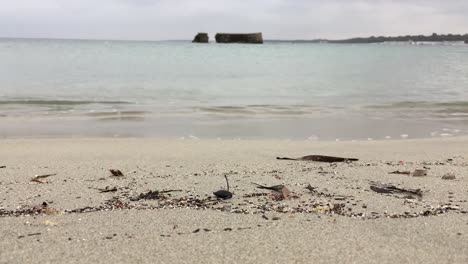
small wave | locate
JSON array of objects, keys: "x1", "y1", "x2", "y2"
[
  {"x1": 86, "y1": 110, "x2": 148, "y2": 117},
  {"x1": 0, "y1": 99, "x2": 130, "y2": 106},
  {"x1": 366, "y1": 101, "x2": 468, "y2": 111},
  {"x1": 198, "y1": 106, "x2": 256, "y2": 115},
  {"x1": 196, "y1": 104, "x2": 317, "y2": 116},
  {"x1": 97, "y1": 116, "x2": 146, "y2": 121}
]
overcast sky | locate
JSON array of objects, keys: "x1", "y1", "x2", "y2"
[{"x1": 1, "y1": 0, "x2": 468, "y2": 40}]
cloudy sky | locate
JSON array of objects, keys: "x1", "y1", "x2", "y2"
[{"x1": 1, "y1": 0, "x2": 468, "y2": 40}]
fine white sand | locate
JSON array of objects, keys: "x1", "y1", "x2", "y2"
[{"x1": 0, "y1": 137, "x2": 467, "y2": 263}]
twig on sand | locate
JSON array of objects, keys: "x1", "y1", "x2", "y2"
[
  {"x1": 31, "y1": 174, "x2": 56, "y2": 183},
  {"x1": 276, "y1": 155, "x2": 358, "y2": 163},
  {"x1": 251, "y1": 183, "x2": 285, "y2": 192}
]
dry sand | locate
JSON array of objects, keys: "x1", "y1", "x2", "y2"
[{"x1": 0, "y1": 137, "x2": 467, "y2": 263}]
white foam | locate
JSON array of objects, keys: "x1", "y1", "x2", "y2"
[{"x1": 188, "y1": 135, "x2": 199, "y2": 140}]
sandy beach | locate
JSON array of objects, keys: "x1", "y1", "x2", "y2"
[{"x1": 0, "y1": 137, "x2": 467, "y2": 263}]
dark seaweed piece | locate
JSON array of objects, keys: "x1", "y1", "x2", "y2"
[
  {"x1": 305, "y1": 184, "x2": 316, "y2": 193},
  {"x1": 98, "y1": 186, "x2": 118, "y2": 193},
  {"x1": 251, "y1": 183, "x2": 285, "y2": 192},
  {"x1": 109, "y1": 169, "x2": 124, "y2": 177},
  {"x1": 277, "y1": 155, "x2": 358, "y2": 163},
  {"x1": 0, "y1": 166, "x2": 6, "y2": 169},
  {"x1": 370, "y1": 182, "x2": 422, "y2": 197},
  {"x1": 213, "y1": 175, "x2": 233, "y2": 199},
  {"x1": 389, "y1": 170, "x2": 411, "y2": 175}
]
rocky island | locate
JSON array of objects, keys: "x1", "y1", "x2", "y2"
[
  {"x1": 192, "y1": 32, "x2": 263, "y2": 44},
  {"x1": 192, "y1": 33, "x2": 209, "y2": 43},
  {"x1": 215, "y1": 33, "x2": 263, "y2": 44}
]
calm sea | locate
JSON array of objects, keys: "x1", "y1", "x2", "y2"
[{"x1": 1, "y1": 38, "x2": 468, "y2": 140}]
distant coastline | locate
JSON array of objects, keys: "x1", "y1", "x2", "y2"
[{"x1": 269, "y1": 33, "x2": 468, "y2": 44}]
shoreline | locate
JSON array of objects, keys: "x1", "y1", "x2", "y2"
[
  {"x1": 1, "y1": 137, "x2": 467, "y2": 263},
  {"x1": 1, "y1": 114, "x2": 467, "y2": 141}
]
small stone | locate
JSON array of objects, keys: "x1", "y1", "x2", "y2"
[{"x1": 442, "y1": 173, "x2": 456, "y2": 180}]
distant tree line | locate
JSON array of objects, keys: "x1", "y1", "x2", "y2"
[{"x1": 328, "y1": 33, "x2": 468, "y2": 43}]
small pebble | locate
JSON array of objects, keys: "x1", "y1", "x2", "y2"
[{"x1": 442, "y1": 173, "x2": 456, "y2": 180}]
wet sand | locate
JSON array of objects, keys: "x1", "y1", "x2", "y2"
[{"x1": 0, "y1": 137, "x2": 467, "y2": 263}]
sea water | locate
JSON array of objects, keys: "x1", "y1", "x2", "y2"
[{"x1": 1, "y1": 38, "x2": 468, "y2": 140}]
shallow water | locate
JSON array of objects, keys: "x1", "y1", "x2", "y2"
[{"x1": 1, "y1": 38, "x2": 468, "y2": 139}]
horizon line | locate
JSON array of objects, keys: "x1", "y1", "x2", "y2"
[{"x1": 1, "y1": 32, "x2": 467, "y2": 43}]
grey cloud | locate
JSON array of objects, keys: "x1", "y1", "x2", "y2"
[{"x1": 0, "y1": 0, "x2": 467, "y2": 40}]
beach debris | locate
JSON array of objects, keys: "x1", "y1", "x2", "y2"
[
  {"x1": 43, "y1": 220, "x2": 58, "y2": 226},
  {"x1": 109, "y1": 169, "x2": 124, "y2": 177},
  {"x1": 252, "y1": 183, "x2": 290, "y2": 200},
  {"x1": 213, "y1": 190, "x2": 233, "y2": 199},
  {"x1": 31, "y1": 173, "x2": 56, "y2": 183},
  {"x1": 35, "y1": 202, "x2": 59, "y2": 215},
  {"x1": 130, "y1": 189, "x2": 182, "y2": 201},
  {"x1": 6, "y1": 202, "x2": 59, "y2": 216},
  {"x1": 0, "y1": 165, "x2": 5, "y2": 168},
  {"x1": 252, "y1": 183, "x2": 285, "y2": 192},
  {"x1": 213, "y1": 175, "x2": 233, "y2": 199},
  {"x1": 333, "y1": 196, "x2": 347, "y2": 201},
  {"x1": 312, "y1": 203, "x2": 346, "y2": 214},
  {"x1": 273, "y1": 186, "x2": 291, "y2": 200},
  {"x1": 305, "y1": 184, "x2": 352, "y2": 200},
  {"x1": 276, "y1": 155, "x2": 358, "y2": 163},
  {"x1": 441, "y1": 173, "x2": 456, "y2": 180},
  {"x1": 370, "y1": 182, "x2": 422, "y2": 198},
  {"x1": 98, "y1": 186, "x2": 118, "y2": 193},
  {"x1": 389, "y1": 170, "x2": 411, "y2": 175},
  {"x1": 305, "y1": 184, "x2": 317, "y2": 193},
  {"x1": 412, "y1": 169, "x2": 428, "y2": 177}
]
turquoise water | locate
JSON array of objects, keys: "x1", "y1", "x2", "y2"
[{"x1": 1, "y1": 38, "x2": 468, "y2": 139}]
